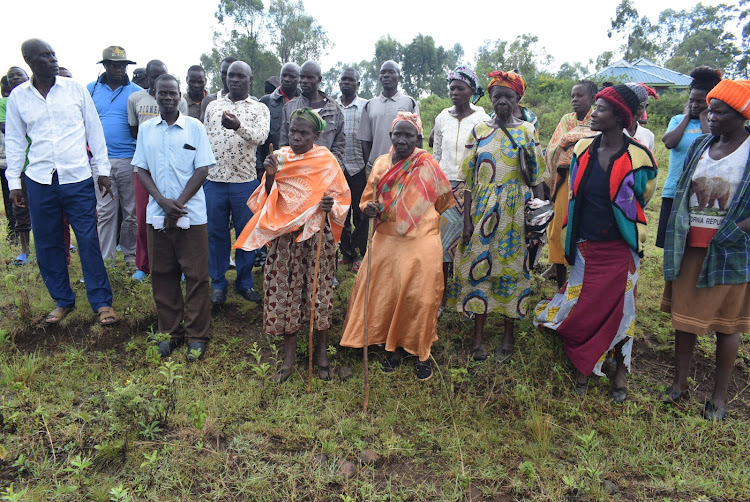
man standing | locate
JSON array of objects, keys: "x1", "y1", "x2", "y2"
[
  {"x1": 184, "y1": 65, "x2": 207, "y2": 119},
  {"x1": 132, "y1": 74, "x2": 215, "y2": 362},
  {"x1": 280, "y1": 61, "x2": 345, "y2": 166},
  {"x1": 336, "y1": 67, "x2": 368, "y2": 269},
  {"x1": 199, "y1": 56, "x2": 237, "y2": 122},
  {"x1": 204, "y1": 61, "x2": 269, "y2": 305},
  {"x1": 358, "y1": 60, "x2": 419, "y2": 173},
  {"x1": 127, "y1": 60, "x2": 187, "y2": 281},
  {"x1": 132, "y1": 67, "x2": 147, "y2": 89},
  {"x1": 87, "y1": 46, "x2": 142, "y2": 268},
  {"x1": 256, "y1": 62, "x2": 299, "y2": 179},
  {"x1": 5, "y1": 39, "x2": 118, "y2": 325}
]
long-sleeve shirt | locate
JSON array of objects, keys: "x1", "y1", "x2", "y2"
[
  {"x1": 204, "y1": 95, "x2": 270, "y2": 183},
  {"x1": 5, "y1": 76, "x2": 110, "y2": 191},
  {"x1": 279, "y1": 91, "x2": 346, "y2": 167}
]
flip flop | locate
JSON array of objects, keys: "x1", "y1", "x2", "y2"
[
  {"x1": 97, "y1": 306, "x2": 120, "y2": 326},
  {"x1": 45, "y1": 306, "x2": 74, "y2": 324},
  {"x1": 13, "y1": 253, "x2": 28, "y2": 266}
]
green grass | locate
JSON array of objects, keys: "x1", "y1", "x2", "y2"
[{"x1": 0, "y1": 142, "x2": 749, "y2": 500}]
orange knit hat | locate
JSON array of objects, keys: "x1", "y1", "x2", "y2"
[{"x1": 706, "y1": 80, "x2": 750, "y2": 119}]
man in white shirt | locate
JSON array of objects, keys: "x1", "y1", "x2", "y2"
[{"x1": 5, "y1": 39, "x2": 119, "y2": 326}]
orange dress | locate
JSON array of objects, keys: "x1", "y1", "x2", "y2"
[{"x1": 339, "y1": 152, "x2": 454, "y2": 361}]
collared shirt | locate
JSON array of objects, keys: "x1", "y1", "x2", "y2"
[
  {"x1": 279, "y1": 91, "x2": 346, "y2": 165},
  {"x1": 0, "y1": 97, "x2": 7, "y2": 170},
  {"x1": 131, "y1": 112, "x2": 215, "y2": 225},
  {"x1": 5, "y1": 76, "x2": 111, "y2": 191},
  {"x1": 336, "y1": 95, "x2": 367, "y2": 176},
  {"x1": 357, "y1": 90, "x2": 419, "y2": 167},
  {"x1": 183, "y1": 90, "x2": 206, "y2": 119},
  {"x1": 204, "y1": 94, "x2": 270, "y2": 183},
  {"x1": 127, "y1": 89, "x2": 188, "y2": 127},
  {"x1": 86, "y1": 75, "x2": 142, "y2": 158}
]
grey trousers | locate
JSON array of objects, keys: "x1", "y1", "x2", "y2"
[{"x1": 95, "y1": 158, "x2": 137, "y2": 263}]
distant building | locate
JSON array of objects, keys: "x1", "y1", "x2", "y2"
[{"x1": 588, "y1": 58, "x2": 692, "y2": 95}]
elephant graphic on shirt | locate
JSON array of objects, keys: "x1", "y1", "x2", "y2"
[{"x1": 692, "y1": 176, "x2": 731, "y2": 211}]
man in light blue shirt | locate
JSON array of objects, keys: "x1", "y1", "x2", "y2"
[
  {"x1": 132, "y1": 74, "x2": 216, "y2": 362},
  {"x1": 87, "y1": 45, "x2": 142, "y2": 266}
]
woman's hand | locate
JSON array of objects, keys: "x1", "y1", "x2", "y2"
[
  {"x1": 320, "y1": 195, "x2": 333, "y2": 213},
  {"x1": 363, "y1": 202, "x2": 379, "y2": 218},
  {"x1": 737, "y1": 216, "x2": 750, "y2": 234},
  {"x1": 462, "y1": 221, "x2": 474, "y2": 245},
  {"x1": 264, "y1": 143, "x2": 278, "y2": 179}
]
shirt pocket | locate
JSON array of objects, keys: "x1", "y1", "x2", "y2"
[{"x1": 177, "y1": 146, "x2": 198, "y2": 175}]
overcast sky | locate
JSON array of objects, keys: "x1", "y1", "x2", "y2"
[{"x1": 2, "y1": 0, "x2": 729, "y2": 88}]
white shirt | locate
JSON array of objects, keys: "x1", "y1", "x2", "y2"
[
  {"x1": 433, "y1": 104, "x2": 490, "y2": 180},
  {"x1": 625, "y1": 123, "x2": 655, "y2": 152},
  {"x1": 4, "y1": 76, "x2": 110, "y2": 191}
]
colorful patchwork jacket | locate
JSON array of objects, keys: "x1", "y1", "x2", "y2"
[
  {"x1": 564, "y1": 134, "x2": 658, "y2": 264},
  {"x1": 663, "y1": 128, "x2": 750, "y2": 287}
]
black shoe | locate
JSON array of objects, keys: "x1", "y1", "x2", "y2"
[
  {"x1": 236, "y1": 288, "x2": 261, "y2": 303},
  {"x1": 415, "y1": 360, "x2": 432, "y2": 381},
  {"x1": 157, "y1": 339, "x2": 183, "y2": 358},
  {"x1": 383, "y1": 352, "x2": 402, "y2": 372},
  {"x1": 210, "y1": 288, "x2": 227, "y2": 305},
  {"x1": 186, "y1": 342, "x2": 206, "y2": 362}
]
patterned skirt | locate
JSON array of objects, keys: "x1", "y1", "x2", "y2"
[
  {"x1": 439, "y1": 180, "x2": 465, "y2": 263},
  {"x1": 534, "y1": 239, "x2": 638, "y2": 376},
  {"x1": 263, "y1": 226, "x2": 337, "y2": 336}
]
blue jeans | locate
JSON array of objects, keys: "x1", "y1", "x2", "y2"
[
  {"x1": 204, "y1": 179, "x2": 259, "y2": 291},
  {"x1": 25, "y1": 173, "x2": 113, "y2": 311}
]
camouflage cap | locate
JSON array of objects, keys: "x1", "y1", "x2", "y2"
[{"x1": 97, "y1": 46, "x2": 136, "y2": 65}]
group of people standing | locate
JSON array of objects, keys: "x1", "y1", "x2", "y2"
[{"x1": 2, "y1": 37, "x2": 749, "y2": 419}]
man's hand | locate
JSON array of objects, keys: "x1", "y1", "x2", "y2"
[
  {"x1": 264, "y1": 143, "x2": 279, "y2": 179},
  {"x1": 97, "y1": 175, "x2": 114, "y2": 200},
  {"x1": 222, "y1": 111, "x2": 241, "y2": 131},
  {"x1": 10, "y1": 189, "x2": 26, "y2": 208},
  {"x1": 159, "y1": 198, "x2": 187, "y2": 228},
  {"x1": 320, "y1": 195, "x2": 334, "y2": 213},
  {"x1": 362, "y1": 202, "x2": 379, "y2": 218}
]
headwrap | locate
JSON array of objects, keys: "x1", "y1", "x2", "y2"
[
  {"x1": 448, "y1": 65, "x2": 484, "y2": 104},
  {"x1": 290, "y1": 107, "x2": 327, "y2": 132},
  {"x1": 391, "y1": 111, "x2": 423, "y2": 136},
  {"x1": 706, "y1": 79, "x2": 750, "y2": 120},
  {"x1": 486, "y1": 70, "x2": 526, "y2": 97},
  {"x1": 595, "y1": 84, "x2": 641, "y2": 128},
  {"x1": 624, "y1": 82, "x2": 658, "y2": 105}
]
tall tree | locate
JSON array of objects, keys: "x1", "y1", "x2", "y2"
[
  {"x1": 607, "y1": 0, "x2": 659, "y2": 61},
  {"x1": 267, "y1": 0, "x2": 331, "y2": 64}
]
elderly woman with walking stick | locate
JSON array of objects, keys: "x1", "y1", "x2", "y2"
[{"x1": 234, "y1": 108, "x2": 351, "y2": 383}]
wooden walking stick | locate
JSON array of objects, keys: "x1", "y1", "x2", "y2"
[
  {"x1": 307, "y1": 216, "x2": 326, "y2": 394},
  {"x1": 362, "y1": 188, "x2": 377, "y2": 413}
]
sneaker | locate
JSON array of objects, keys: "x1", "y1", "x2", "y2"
[
  {"x1": 415, "y1": 360, "x2": 433, "y2": 381},
  {"x1": 131, "y1": 270, "x2": 147, "y2": 282}
]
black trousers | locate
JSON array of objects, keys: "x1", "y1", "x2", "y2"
[{"x1": 339, "y1": 168, "x2": 368, "y2": 262}]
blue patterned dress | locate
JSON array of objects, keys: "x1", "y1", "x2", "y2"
[{"x1": 449, "y1": 120, "x2": 545, "y2": 317}]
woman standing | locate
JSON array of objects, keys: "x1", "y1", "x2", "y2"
[
  {"x1": 662, "y1": 79, "x2": 750, "y2": 420},
  {"x1": 656, "y1": 66, "x2": 722, "y2": 248},
  {"x1": 534, "y1": 85, "x2": 657, "y2": 402},
  {"x1": 450, "y1": 70, "x2": 546, "y2": 361},
  {"x1": 234, "y1": 109, "x2": 351, "y2": 382},
  {"x1": 544, "y1": 80, "x2": 598, "y2": 289},
  {"x1": 433, "y1": 66, "x2": 490, "y2": 308},
  {"x1": 340, "y1": 113, "x2": 454, "y2": 381}
]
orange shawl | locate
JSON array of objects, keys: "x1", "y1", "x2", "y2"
[{"x1": 234, "y1": 145, "x2": 351, "y2": 251}]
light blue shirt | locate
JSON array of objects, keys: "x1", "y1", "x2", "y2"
[
  {"x1": 86, "y1": 76, "x2": 142, "y2": 158},
  {"x1": 132, "y1": 112, "x2": 215, "y2": 225},
  {"x1": 663, "y1": 115, "x2": 704, "y2": 199}
]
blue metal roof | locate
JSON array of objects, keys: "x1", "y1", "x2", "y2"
[{"x1": 588, "y1": 59, "x2": 691, "y2": 87}]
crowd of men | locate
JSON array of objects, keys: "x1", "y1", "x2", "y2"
[{"x1": 0, "y1": 39, "x2": 418, "y2": 361}]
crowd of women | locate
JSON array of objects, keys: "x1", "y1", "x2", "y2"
[{"x1": 204, "y1": 63, "x2": 749, "y2": 421}]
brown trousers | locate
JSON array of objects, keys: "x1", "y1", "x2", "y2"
[{"x1": 148, "y1": 224, "x2": 210, "y2": 343}]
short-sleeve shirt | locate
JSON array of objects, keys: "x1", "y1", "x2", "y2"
[
  {"x1": 128, "y1": 89, "x2": 188, "y2": 127},
  {"x1": 86, "y1": 76, "x2": 142, "y2": 158},
  {"x1": 131, "y1": 112, "x2": 216, "y2": 225},
  {"x1": 663, "y1": 115, "x2": 704, "y2": 199},
  {"x1": 357, "y1": 90, "x2": 418, "y2": 167}
]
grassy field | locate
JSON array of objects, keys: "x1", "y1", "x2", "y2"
[{"x1": 0, "y1": 137, "x2": 749, "y2": 501}]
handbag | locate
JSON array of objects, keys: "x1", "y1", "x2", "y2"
[{"x1": 498, "y1": 122, "x2": 534, "y2": 187}]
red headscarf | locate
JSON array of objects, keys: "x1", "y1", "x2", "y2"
[{"x1": 487, "y1": 70, "x2": 526, "y2": 97}]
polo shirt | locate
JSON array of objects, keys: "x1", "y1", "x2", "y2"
[
  {"x1": 357, "y1": 90, "x2": 418, "y2": 166},
  {"x1": 86, "y1": 75, "x2": 142, "y2": 158},
  {"x1": 131, "y1": 112, "x2": 216, "y2": 225}
]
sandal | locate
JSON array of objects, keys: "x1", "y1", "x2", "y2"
[
  {"x1": 45, "y1": 306, "x2": 74, "y2": 324},
  {"x1": 97, "y1": 306, "x2": 120, "y2": 326},
  {"x1": 13, "y1": 253, "x2": 28, "y2": 266}
]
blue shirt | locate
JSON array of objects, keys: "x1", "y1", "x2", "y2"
[
  {"x1": 131, "y1": 112, "x2": 216, "y2": 225},
  {"x1": 663, "y1": 115, "x2": 704, "y2": 198},
  {"x1": 86, "y1": 76, "x2": 142, "y2": 158}
]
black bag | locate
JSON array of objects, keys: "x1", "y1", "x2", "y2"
[{"x1": 498, "y1": 123, "x2": 534, "y2": 187}]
